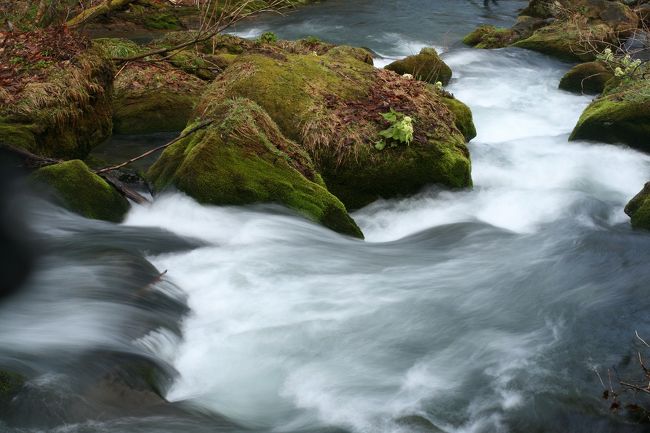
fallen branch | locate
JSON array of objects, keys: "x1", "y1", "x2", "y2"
[
  {"x1": 94, "y1": 118, "x2": 214, "y2": 175},
  {"x1": 111, "y1": 1, "x2": 288, "y2": 63},
  {"x1": 0, "y1": 142, "x2": 150, "y2": 204},
  {"x1": 101, "y1": 172, "x2": 150, "y2": 204},
  {"x1": 66, "y1": 0, "x2": 137, "y2": 27},
  {"x1": 0, "y1": 143, "x2": 61, "y2": 167}
]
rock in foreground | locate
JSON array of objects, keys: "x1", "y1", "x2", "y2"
[{"x1": 31, "y1": 160, "x2": 129, "y2": 222}]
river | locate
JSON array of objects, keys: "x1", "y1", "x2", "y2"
[{"x1": 2, "y1": 1, "x2": 650, "y2": 432}]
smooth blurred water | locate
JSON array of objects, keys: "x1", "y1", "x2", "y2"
[{"x1": 2, "y1": 1, "x2": 650, "y2": 432}]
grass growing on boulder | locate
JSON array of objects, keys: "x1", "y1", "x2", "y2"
[
  {"x1": 0, "y1": 28, "x2": 113, "y2": 159},
  {"x1": 148, "y1": 98, "x2": 363, "y2": 238},
  {"x1": 201, "y1": 46, "x2": 472, "y2": 209}
]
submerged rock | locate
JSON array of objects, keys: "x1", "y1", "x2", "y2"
[
  {"x1": 569, "y1": 74, "x2": 650, "y2": 150},
  {"x1": 558, "y1": 61, "x2": 613, "y2": 94},
  {"x1": 0, "y1": 29, "x2": 113, "y2": 159},
  {"x1": 31, "y1": 160, "x2": 129, "y2": 222},
  {"x1": 384, "y1": 48, "x2": 452, "y2": 85},
  {"x1": 148, "y1": 98, "x2": 363, "y2": 238},
  {"x1": 0, "y1": 370, "x2": 24, "y2": 418},
  {"x1": 204, "y1": 46, "x2": 472, "y2": 209},
  {"x1": 625, "y1": 182, "x2": 650, "y2": 230}
]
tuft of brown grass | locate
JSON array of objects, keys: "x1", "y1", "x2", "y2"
[{"x1": 301, "y1": 68, "x2": 455, "y2": 166}]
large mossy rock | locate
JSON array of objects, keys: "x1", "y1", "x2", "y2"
[
  {"x1": 384, "y1": 48, "x2": 452, "y2": 85},
  {"x1": 0, "y1": 29, "x2": 113, "y2": 159},
  {"x1": 31, "y1": 160, "x2": 129, "y2": 222},
  {"x1": 625, "y1": 182, "x2": 650, "y2": 230},
  {"x1": 95, "y1": 38, "x2": 207, "y2": 135},
  {"x1": 559, "y1": 61, "x2": 613, "y2": 94},
  {"x1": 203, "y1": 46, "x2": 472, "y2": 209},
  {"x1": 569, "y1": 76, "x2": 650, "y2": 150},
  {"x1": 148, "y1": 98, "x2": 363, "y2": 238}
]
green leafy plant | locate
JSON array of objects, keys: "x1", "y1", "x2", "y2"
[
  {"x1": 258, "y1": 31, "x2": 278, "y2": 44},
  {"x1": 597, "y1": 48, "x2": 642, "y2": 79},
  {"x1": 375, "y1": 109, "x2": 414, "y2": 150}
]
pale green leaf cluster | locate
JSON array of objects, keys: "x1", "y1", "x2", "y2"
[{"x1": 375, "y1": 108, "x2": 414, "y2": 150}]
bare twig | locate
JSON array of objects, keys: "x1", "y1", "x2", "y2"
[{"x1": 94, "y1": 119, "x2": 214, "y2": 175}]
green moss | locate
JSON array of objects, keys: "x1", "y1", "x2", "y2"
[
  {"x1": 569, "y1": 77, "x2": 650, "y2": 151},
  {"x1": 625, "y1": 183, "x2": 650, "y2": 230},
  {"x1": 462, "y1": 25, "x2": 518, "y2": 49},
  {"x1": 148, "y1": 99, "x2": 363, "y2": 238},
  {"x1": 144, "y1": 13, "x2": 182, "y2": 30},
  {"x1": 320, "y1": 134, "x2": 471, "y2": 210},
  {"x1": 384, "y1": 48, "x2": 452, "y2": 85},
  {"x1": 440, "y1": 96, "x2": 477, "y2": 141},
  {"x1": 0, "y1": 122, "x2": 38, "y2": 151},
  {"x1": 559, "y1": 61, "x2": 613, "y2": 94},
  {"x1": 31, "y1": 160, "x2": 129, "y2": 222}
]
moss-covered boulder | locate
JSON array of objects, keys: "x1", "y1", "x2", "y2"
[
  {"x1": 513, "y1": 20, "x2": 611, "y2": 61},
  {"x1": 465, "y1": 0, "x2": 638, "y2": 62},
  {"x1": 0, "y1": 29, "x2": 113, "y2": 159},
  {"x1": 148, "y1": 98, "x2": 363, "y2": 238},
  {"x1": 204, "y1": 47, "x2": 472, "y2": 209},
  {"x1": 569, "y1": 76, "x2": 650, "y2": 151},
  {"x1": 625, "y1": 182, "x2": 650, "y2": 230},
  {"x1": 559, "y1": 61, "x2": 613, "y2": 94},
  {"x1": 384, "y1": 48, "x2": 452, "y2": 85},
  {"x1": 32, "y1": 160, "x2": 129, "y2": 222},
  {"x1": 462, "y1": 25, "x2": 520, "y2": 49},
  {"x1": 0, "y1": 370, "x2": 24, "y2": 417}
]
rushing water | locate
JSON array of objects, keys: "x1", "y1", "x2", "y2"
[{"x1": 2, "y1": 1, "x2": 650, "y2": 432}]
